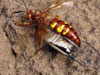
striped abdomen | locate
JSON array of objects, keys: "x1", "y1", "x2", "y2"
[{"x1": 49, "y1": 18, "x2": 81, "y2": 46}]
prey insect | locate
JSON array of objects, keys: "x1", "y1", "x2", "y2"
[{"x1": 15, "y1": 0, "x2": 100, "y2": 68}]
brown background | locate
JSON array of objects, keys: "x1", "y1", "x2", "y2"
[{"x1": 0, "y1": 0, "x2": 100, "y2": 75}]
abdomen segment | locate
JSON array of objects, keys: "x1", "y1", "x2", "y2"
[{"x1": 49, "y1": 18, "x2": 81, "y2": 46}]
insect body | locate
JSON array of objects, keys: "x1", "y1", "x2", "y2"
[
  {"x1": 17, "y1": 10, "x2": 80, "y2": 49},
  {"x1": 15, "y1": 0, "x2": 100, "y2": 68},
  {"x1": 49, "y1": 18, "x2": 80, "y2": 46}
]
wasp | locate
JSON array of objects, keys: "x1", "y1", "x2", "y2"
[
  {"x1": 16, "y1": 0, "x2": 80, "y2": 49},
  {"x1": 15, "y1": 0, "x2": 100, "y2": 68}
]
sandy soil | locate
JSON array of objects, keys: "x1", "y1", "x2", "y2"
[{"x1": 0, "y1": 0, "x2": 100, "y2": 75}]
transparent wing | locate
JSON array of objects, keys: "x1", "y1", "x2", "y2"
[
  {"x1": 49, "y1": 1, "x2": 73, "y2": 9},
  {"x1": 46, "y1": 0, "x2": 73, "y2": 13},
  {"x1": 46, "y1": 32, "x2": 100, "y2": 68}
]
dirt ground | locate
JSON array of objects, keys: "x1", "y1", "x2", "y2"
[{"x1": 0, "y1": 0, "x2": 100, "y2": 75}]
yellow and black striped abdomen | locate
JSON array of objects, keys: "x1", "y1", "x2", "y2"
[{"x1": 49, "y1": 18, "x2": 81, "y2": 46}]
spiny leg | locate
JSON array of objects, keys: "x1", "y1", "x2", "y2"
[
  {"x1": 33, "y1": 35, "x2": 45, "y2": 56},
  {"x1": 32, "y1": 24, "x2": 48, "y2": 58}
]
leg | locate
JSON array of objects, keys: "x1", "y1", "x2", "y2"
[
  {"x1": 16, "y1": 16, "x2": 32, "y2": 26},
  {"x1": 33, "y1": 35, "x2": 44, "y2": 56}
]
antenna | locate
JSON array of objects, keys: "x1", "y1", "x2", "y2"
[{"x1": 22, "y1": 0, "x2": 29, "y2": 11}]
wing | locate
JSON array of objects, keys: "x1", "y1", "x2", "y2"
[
  {"x1": 45, "y1": 32, "x2": 100, "y2": 68},
  {"x1": 46, "y1": 0, "x2": 73, "y2": 13}
]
